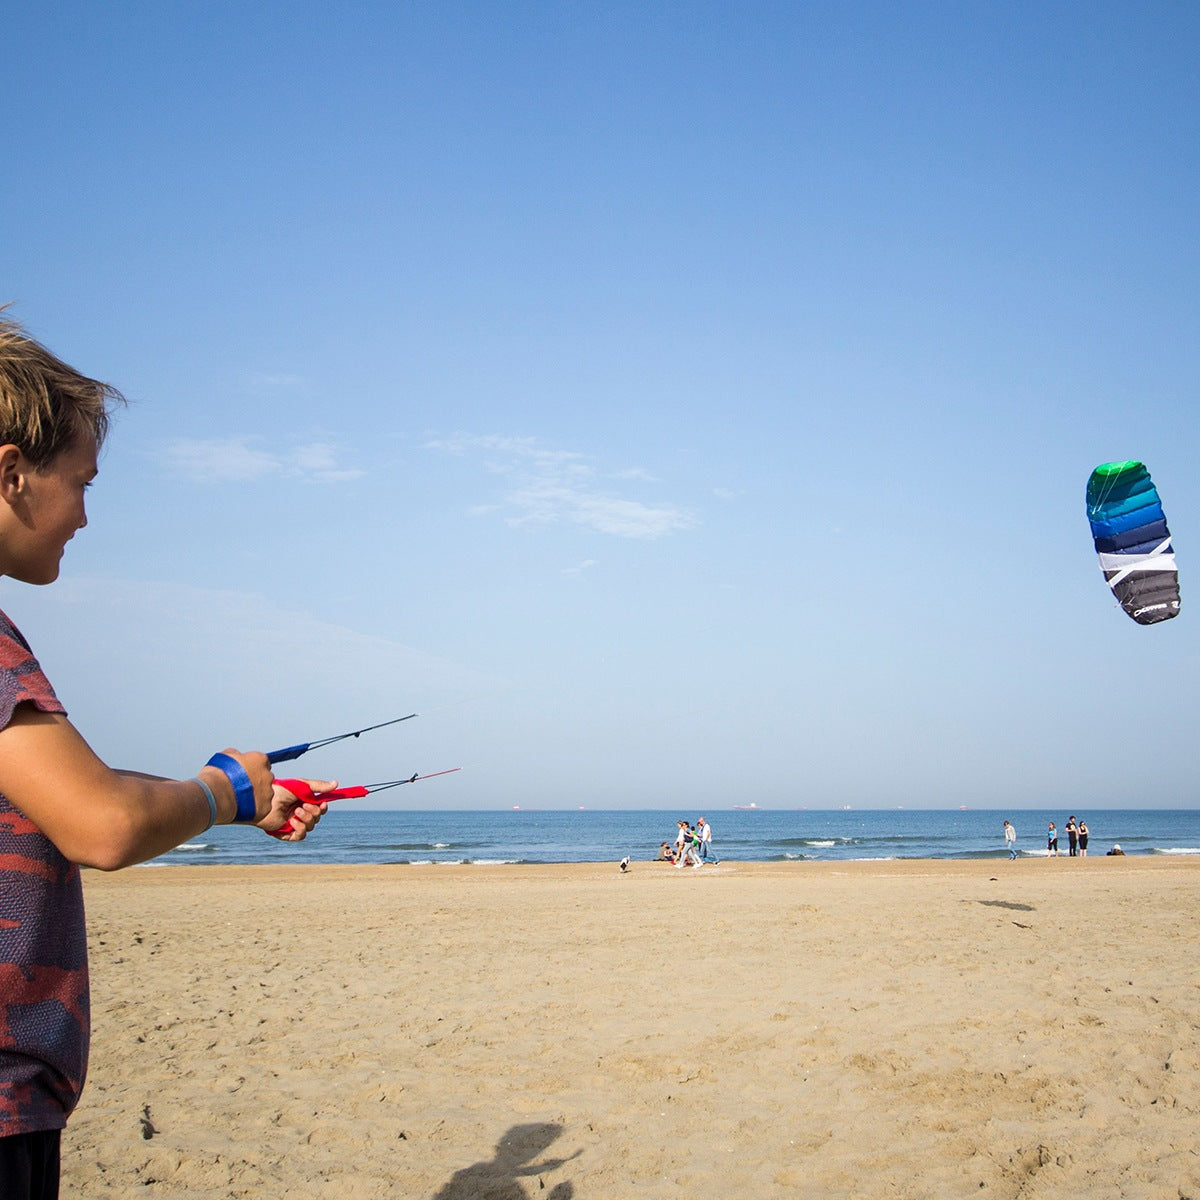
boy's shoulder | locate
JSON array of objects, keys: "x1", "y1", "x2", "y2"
[
  {"x1": 0, "y1": 607, "x2": 33, "y2": 657},
  {"x1": 0, "y1": 607, "x2": 65, "y2": 723}
]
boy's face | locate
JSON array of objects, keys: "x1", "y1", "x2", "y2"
[{"x1": 8, "y1": 436, "x2": 98, "y2": 585}]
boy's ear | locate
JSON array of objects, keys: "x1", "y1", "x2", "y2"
[{"x1": 0, "y1": 445, "x2": 27, "y2": 501}]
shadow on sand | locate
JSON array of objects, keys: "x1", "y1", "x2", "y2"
[
  {"x1": 977, "y1": 899, "x2": 1035, "y2": 912},
  {"x1": 431, "y1": 1122, "x2": 579, "y2": 1200}
]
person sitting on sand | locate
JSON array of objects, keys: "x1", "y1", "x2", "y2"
[
  {"x1": 657, "y1": 841, "x2": 674, "y2": 862},
  {"x1": 1106, "y1": 843, "x2": 1125, "y2": 856},
  {"x1": 0, "y1": 314, "x2": 331, "y2": 1200}
]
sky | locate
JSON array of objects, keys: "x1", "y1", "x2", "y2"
[{"x1": 2, "y1": 1, "x2": 1198, "y2": 810}]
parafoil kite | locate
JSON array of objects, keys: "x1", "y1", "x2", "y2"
[{"x1": 1086, "y1": 461, "x2": 1180, "y2": 625}]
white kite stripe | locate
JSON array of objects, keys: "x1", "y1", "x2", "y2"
[{"x1": 1099, "y1": 539, "x2": 1176, "y2": 588}]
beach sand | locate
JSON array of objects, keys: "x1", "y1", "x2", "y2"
[{"x1": 64, "y1": 856, "x2": 1200, "y2": 1199}]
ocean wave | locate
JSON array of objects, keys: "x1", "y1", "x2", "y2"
[
  {"x1": 1149, "y1": 846, "x2": 1200, "y2": 855},
  {"x1": 776, "y1": 836, "x2": 854, "y2": 847},
  {"x1": 398, "y1": 857, "x2": 523, "y2": 866},
  {"x1": 360, "y1": 842, "x2": 465, "y2": 852}
]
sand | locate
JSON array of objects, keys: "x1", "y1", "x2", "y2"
[{"x1": 63, "y1": 856, "x2": 1200, "y2": 1199}]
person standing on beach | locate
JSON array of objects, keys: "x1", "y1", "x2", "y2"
[
  {"x1": 0, "y1": 315, "x2": 331, "y2": 1200},
  {"x1": 698, "y1": 817, "x2": 718, "y2": 863},
  {"x1": 1004, "y1": 820, "x2": 1017, "y2": 859},
  {"x1": 1047, "y1": 822, "x2": 1058, "y2": 857},
  {"x1": 1078, "y1": 819, "x2": 1089, "y2": 857},
  {"x1": 673, "y1": 820, "x2": 688, "y2": 865},
  {"x1": 1066, "y1": 816, "x2": 1079, "y2": 857},
  {"x1": 675, "y1": 823, "x2": 701, "y2": 869}
]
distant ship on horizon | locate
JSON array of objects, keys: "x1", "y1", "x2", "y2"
[{"x1": 732, "y1": 803, "x2": 759, "y2": 810}]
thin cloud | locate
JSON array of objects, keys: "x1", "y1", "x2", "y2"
[
  {"x1": 162, "y1": 437, "x2": 364, "y2": 483},
  {"x1": 562, "y1": 558, "x2": 598, "y2": 577},
  {"x1": 507, "y1": 481, "x2": 691, "y2": 538},
  {"x1": 244, "y1": 371, "x2": 308, "y2": 394},
  {"x1": 291, "y1": 441, "x2": 367, "y2": 482},
  {"x1": 427, "y1": 434, "x2": 695, "y2": 540}
]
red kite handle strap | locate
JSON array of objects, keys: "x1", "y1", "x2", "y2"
[{"x1": 266, "y1": 779, "x2": 369, "y2": 838}]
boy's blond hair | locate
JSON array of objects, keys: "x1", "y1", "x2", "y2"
[{"x1": 0, "y1": 309, "x2": 124, "y2": 467}]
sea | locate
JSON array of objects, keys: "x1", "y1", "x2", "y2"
[{"x1": 153, "y1": 808, "x2": 1200, "y2": 869}]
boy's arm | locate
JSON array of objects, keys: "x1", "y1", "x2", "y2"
[
  {"x1": 107, "y1": 768, "x2": 326, "y2": 843},
  {"x1": 0, "y1": 706, "x2": 326, "y2": 870}
]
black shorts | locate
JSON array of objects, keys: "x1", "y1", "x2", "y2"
[{"x1": 0, "y1": 1129, "x2": 61, "y2": 1200}]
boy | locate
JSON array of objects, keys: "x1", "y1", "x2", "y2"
[{"x1": 0, "y1": 313, "x2": 331, "y2": 1199}]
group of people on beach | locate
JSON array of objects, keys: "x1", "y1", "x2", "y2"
[
  {"x1": 658, "y1": 818, "x2": 718, "y2": 868},
  {"x1": 1004, "y1": 816, "x2": 1097, "y2": 859},
  {"x1": 1045, "y1": 816, "x2": 1090, "y2": 857}
]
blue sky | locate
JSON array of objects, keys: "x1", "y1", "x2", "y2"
[{"x1": 3, "y1": 1, "x2": 1198, "y2": 809}]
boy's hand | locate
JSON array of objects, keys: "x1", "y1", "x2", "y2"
[
  {"x1": 209, "y1": 747, "x2": 277, "y2": 820},
  {"x1": 259, "y1": 779, "x2": 334, "y2": 841}
]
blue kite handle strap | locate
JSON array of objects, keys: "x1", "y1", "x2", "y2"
[
  {"x1": 190, "y1": 777, "x2": 218, "y2": 831},
  {"x1": 206, "y1": 752, "x2": 258, "y2": 823},
  {"x1": 266, "y1": 742, "x2": 308, "y2": 764}
]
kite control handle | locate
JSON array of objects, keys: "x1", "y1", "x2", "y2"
[
  {"x1": 276, "y1": 779, "x2": 370, "y2": 804},
  {"x1": 266, "y1": 768, "x2": 462, "y2": 839},
  {"x1": 266, "y1": 743, "x2": 310, "y2": 764},
  {"x1": 267, "y1": 779, "x2": 368, "y2": 839}
]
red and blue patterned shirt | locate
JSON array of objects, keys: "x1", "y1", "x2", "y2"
[{"x1": 0, "y1": 607, "x2": 88, "y2": 1137}]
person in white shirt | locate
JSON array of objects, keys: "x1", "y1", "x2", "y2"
[{"x1": 673, "y1": 820, "x2": 688, "y2": 867}]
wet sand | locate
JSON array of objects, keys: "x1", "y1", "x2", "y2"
[{"x1": 65, "y1": 856, "x2": 1200, "y2": 1199}]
